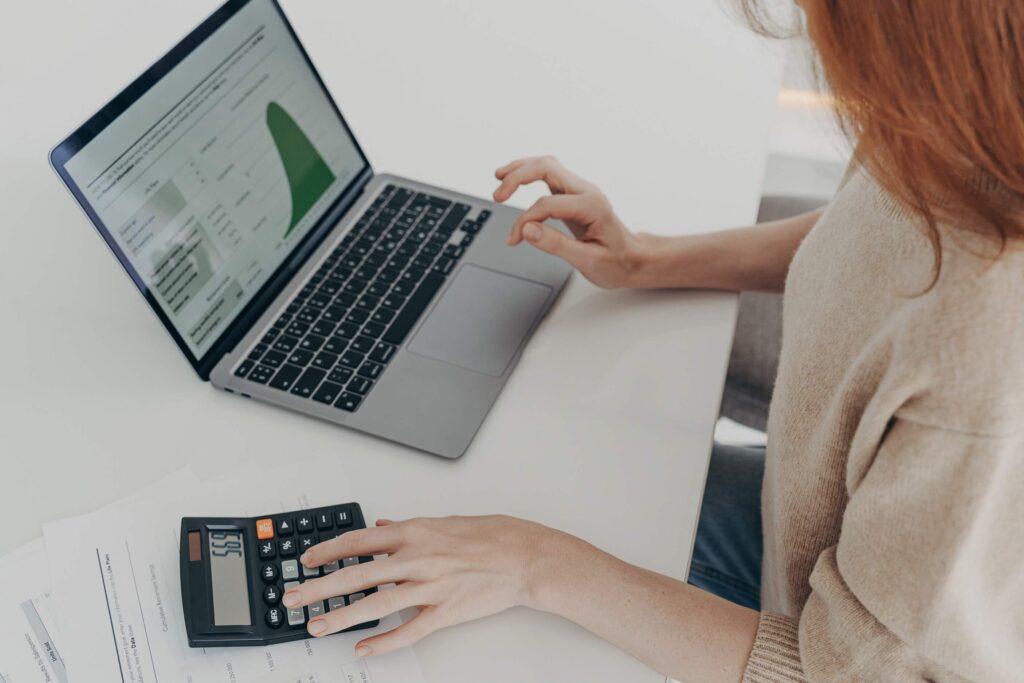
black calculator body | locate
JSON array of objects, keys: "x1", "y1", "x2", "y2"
[{"x1": 180, "y1": 502, "x2": 378, "y2": 647}]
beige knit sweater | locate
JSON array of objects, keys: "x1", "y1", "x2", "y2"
[{"x1": 742, "y1": 167, "x2": 1024, "y2": 682}]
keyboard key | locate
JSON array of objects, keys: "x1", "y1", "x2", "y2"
[
  {"x1": 370, "y1": 307, "x2": 396, "y2": 325},
  {"x1": 356, "y1": 295, "x2": 379, "y2": 311},
  {"x1": 378, "y1": 267, "x2": 400, "y2": 283},
  {"x1": 297, "y1": 307, "x2": 320, "y2": 324},
  {"x1": 478, "y1": 209, "x2": 491, "y2": 222},
  {"x1": 321, "y1": 306, "x2": 346, "y2": 323},
  {"x1": 361, "y1": 321, "x2": 386, "y2": 338},
  {"x1": 261, "y1": 563, "x2": 278, "y2": 582},
  {"x1": 392, "y1": 280, "x2": 414, "y2": 296},
  {"x1": 277, "y1": 518, "x2": 295, "y2": 536},
  {"x1": 433, "y1": 257, "x2": 455, "y2": 275},
  {"x1": 299, "y1": 334, "x2": 325, "y2": 352},
  {"x1": 383, "y1": 273, "x2": 445, "y2": 346},
  {"x1": 290, "y1": 368, "x2": 326, "y2": 398},
  {"x1": 308, "y1": 600, "x2": 326, "y2": 617},
  {"x1": 402, "y1": 267, "x2": 425, "y2": 284},
  {"x1": 327, "y1": 367, "x2": 354, "y2": 384},
  {"x1": 335, "y1": 509, "x2": 353, "y2": 527},
  {"x1": 279, "y1": 538, "x2": 297, "y2": 557},
  {"x1": 296, "y1": 515, "x2": 314, "y2": 532},
  {"x1": 336, "y1": 322, "x2": 359, "y2": 339},
  {"x1": 313, "y1": 380, "x2": 343, "y2": 404},
  {"x1": 440, "y1": 203, "x2": 470, "y2": 232},
  {"x1": 258, "y1": 540, "x2": 275, "y2": 559},
  {"x1": 443, "y1": 244, "x2": 464, "y2": 259},
  {"x1": 308, "y1": 293, "x2": 331, "y2": 309},
  {"x1": 285, "y1": 321, "x2": 310, "y2": 337},
  {"x1": 345, "y1": 309, "x2": 369, "y2": 325},
  {"x1": 337, "y1": 292, "x2": 358, "y2": 308},
  {"x1": 335, "y1": 392, "x2": 363, "y2": 412},
  {"x1": 273, "y1": 335, "x2": 299, "y2": 353},
  {"x1": 261, "y1": 350, "x2": 286, "y2": 368},
  {"x1": 303, "y1": 562, "x2": 321, "y2": 579},
  {"x1": 311, "y1": 319, "x2": 337, "y2": 337},
  {"x1": 344, "y1": 278, "x2": 368, "y2": 295},
  {"x1": 261, "y1": 329, "x2": 280, "y2": 346},
  {"x1": 298, "y1": 535, "x2": 317, "y2": 552},
  {"x1": 347, "y1": 376, "x2": 373, "y2": 395},
  {"x1": 247, "y1": 365, "x2": 275, "y2": 384},
  {"x1": 355, "y1": 266, "x2": 378, "y2": 281},
  {"x1": 312, "y1": 352, "x2": 338, "y2": 370},
  {"x1": 319, "y1": 278, "x2": 343, "y2": 296},
  {"x1": 413, "y1": 254, "x2": 433, "y2": 270},
  {"x1": 263, "y1": 584, "x2": 281, "y2": 606},
  {"x1": 369, "y1": 342, "x2": 396, "y2": 364},
  {"x1": 340, "y1": 350, "x2": 365, "y2": 369},
  {"x1": 322, "y1": 336, "x2": 348, "y2": 354},
  {"x1": 234, "y1": 360, "x2": 254, "y2": 378},
  {"x1": 248, "y1": 344, "x2": 268, "y2": 361},
  {"x1": 421, "y1": 241, "x2": 442, "y2": 256},
  {"x1": 358, "y1": 361, "x2": 383, "y2": 380},
  {"x1": 328, "y1": 596, "x2": 346, "y2": 611},
  {"x1": 367, "y1": 282, "x2": 389, "y2": 297},
  {"x1": 288, "y1": 349, "x2": 314, "y2": 367},
  {"x1": 269, "y1": 365, "x2": 302, "y2": 392},
  {"x1": 350, "y1": 336, "x2": 375, "y2": 355}
]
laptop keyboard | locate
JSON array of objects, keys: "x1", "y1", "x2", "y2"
[{"x1": 232, "y1": 184, "x2": 491, "y2": 413}]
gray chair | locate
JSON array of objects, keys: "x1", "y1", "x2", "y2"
[{"x1": 719, "y1": 195, "x2": 827, "y2": 431}]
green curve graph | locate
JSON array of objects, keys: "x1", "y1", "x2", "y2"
[{"x1": 266, "y1": 101, "x2": 336, "y2": 237}]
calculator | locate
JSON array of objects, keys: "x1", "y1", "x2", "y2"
[{"x1": 180, "y1": 502, "x2": 379, "y2": 647}]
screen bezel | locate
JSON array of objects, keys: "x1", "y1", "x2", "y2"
[{"x1": 49, "y1": 0, "x2": 374, "y2": 379}]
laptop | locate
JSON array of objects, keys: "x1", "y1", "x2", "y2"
[{"x1": 50, "y1": 0, "x2": 571, "y2": 459}]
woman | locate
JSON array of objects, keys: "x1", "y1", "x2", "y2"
[{"x1": 283, "y1": 1, "x2": 1024, "y2": 680}]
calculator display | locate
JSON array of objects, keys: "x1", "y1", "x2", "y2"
[{"x1": 208, "y1": 530, "x2": 251, "y2": 626}]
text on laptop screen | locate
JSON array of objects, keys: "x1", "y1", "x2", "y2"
[{"x1": 63, "y1": 0, "x2": 365, "y2": 358}]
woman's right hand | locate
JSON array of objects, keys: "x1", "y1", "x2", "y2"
[{"x1": 493, "y1": 156, "x2": 647, "y2": 289}]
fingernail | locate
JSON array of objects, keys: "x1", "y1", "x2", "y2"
[
  {"x1": 282, "y1": 591, "x2": 300, "y2": 608},
  {"x1": 356, "y1": 644, "x2": 372, "y2": 657},
  {"x1": 523, "y1": 223, "x2": 542, "y2": 242},
  {"x1": 308, "y1": 620, "x2": 327, "y2": 636},
  {"x1": 300, "y1": 552, "x2": 310, "y2": 566}
]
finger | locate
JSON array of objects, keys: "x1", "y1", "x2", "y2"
[
  {"x1": 307, "y1": 584, "x2": 429, "y2": 638},
  {"x1": 355, "y1": 607, "x2": 446, "y2": 657},
  {"x1": 508, "y1": 194, "x2": 592, "y2": 245},
  {"x1": 492, "y1": 157, "x2": 589, "y2": 203},
  {"x1": 301, "y1": 525, "x2": 403, "y2": 568},
  {"x1": 521, "y1": 221, "x2": 601, "y2": 272},
  {"x1": 376, "y1": 518, "x2": 394, "y2": 526},
  {"x1": 494, "y1": 157, "x2": 535, "y2": 180},
  {"x1": 284, "y1": 557, "x2": 406, "y2": 608}
]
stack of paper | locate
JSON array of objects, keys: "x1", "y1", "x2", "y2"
[{"x1": 0, "y1": 465, "x2": 425, "y2": 683}]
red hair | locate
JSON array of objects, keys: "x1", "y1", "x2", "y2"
[{"x1": 742, "y1": 0, "x2": 1024, "y2": 280}]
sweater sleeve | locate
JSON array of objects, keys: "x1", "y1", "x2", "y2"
[{"x1": 743, "y1": 419, "x2": 1024, "y2": 682}]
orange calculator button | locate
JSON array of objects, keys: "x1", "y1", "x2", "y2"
[{"x1": 256, "y1": 518, "x2": 275, "y2": 540}]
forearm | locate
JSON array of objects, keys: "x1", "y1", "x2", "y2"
[
  {"x1": 526, "y1": 530, "x2": 760, "y2": 682},
  {"x1": 627, "y1": 210, "x2": 822, "y2": 292}
]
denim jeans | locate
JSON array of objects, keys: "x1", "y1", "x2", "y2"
[{"x1": 687, "y1": 442, "x2": 765, "y2": 610}]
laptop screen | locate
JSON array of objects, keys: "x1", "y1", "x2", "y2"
[{"x1": 60, "y1": 0, "x2": 367, "y2": 360}]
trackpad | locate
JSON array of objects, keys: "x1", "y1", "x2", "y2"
[{"x1": 408, "y1": 265, "x2": 552, "y2": 377}]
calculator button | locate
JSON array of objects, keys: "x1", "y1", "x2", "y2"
[
  {"x1": 284, "y1": 582, "x2": 305, "y2": 626},
  {"x1": 328, "y1": 596, "x2": 346, "y2": 611},
  {"x1": 263, "y1": 584, "x2": 281, "y2": 606},
  {"x1": 302, "y1": 562, "x2": 320, "y2": 579},
  {"x1": 348, "y1": 592, "x2": 366, "y2": 604},
  {"x1": 335, "y1": 509, "x2": 353, "y2": 527},
  {"x1": 265, "y1": 608, "x2": 284, "y2": 629},
  {"x1": 299, "y1": 535, "x2": 317, "y2": 551},
  {"x1": 258, "y1": 540, "x2": 275, "y2": 560},
  {"x1": 342, "y1": 556, "x2": 359, "y2": 567},
  {"x1": 256, "y1": 518, "x2": 274, "y2": 540},
  {"x1": 323, "y1": 559, "x2": 340, "y2": 573},
  {"x1": 279, "y1": 538, "x2": 297, "y2": 556},
  {"x1": 277, "y1": 518, "x2": 295, "y2": 536},
  {"x1": 308, "y1": 601, "x2": 326, "y2": 619},
  {"x1": 261, "y1": 564, "x2": 278, "y2": 583},
  {"x1": 315, "y1": 512, "x2": 333, "y2": 530},
  {"x1": 296, "y1": 515, "x2": 314, "y2": 532},
  {"x1": 281, "y1": 559, "x2": 300, "y2": 581}
]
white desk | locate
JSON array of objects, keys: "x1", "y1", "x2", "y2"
[{"x1": 0, "y1": 1, "x2": 779, "y2": 680}]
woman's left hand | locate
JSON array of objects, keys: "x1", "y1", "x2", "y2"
[{"x1": 281, "y1": 515, "x2": 558, "y2": 656}]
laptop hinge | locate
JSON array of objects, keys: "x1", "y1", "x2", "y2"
[{"x1": 195, "y1": 166, "x2": 375, "y2": 380}]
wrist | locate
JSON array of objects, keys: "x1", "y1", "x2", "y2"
[
  {"x1": 623, "y1": 233, "x2": 670, "y2": 288},
  {"x1": 520, "y1": 525, "x2": 598, "y2": 613}
]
